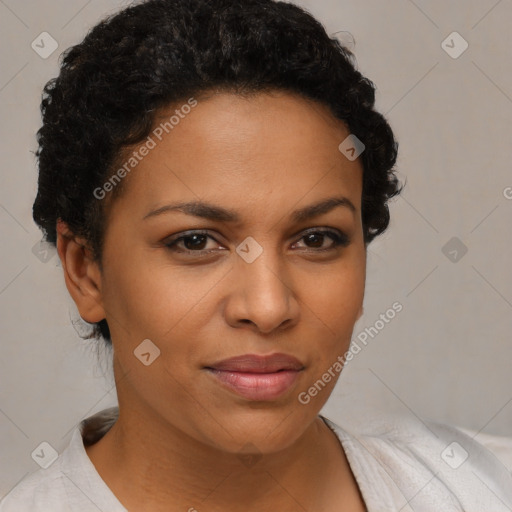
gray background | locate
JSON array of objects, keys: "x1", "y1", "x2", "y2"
[{"x1": 1, "y1": 0, "x2": 511, "y2": 497}]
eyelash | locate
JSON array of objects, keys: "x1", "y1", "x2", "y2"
[{"x1": 164, "y1": 228, "x2": 350, "y2": 256}]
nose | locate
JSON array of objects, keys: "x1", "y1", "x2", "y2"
[{"x1": 223, "y1": 246, "x2": 300, "y2": 335}]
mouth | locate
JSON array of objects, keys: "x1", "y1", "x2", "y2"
[{"x1": 204, "y1": 353, "x2": 305, "y2": 401}]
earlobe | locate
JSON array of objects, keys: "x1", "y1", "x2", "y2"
[{"x1": 56, "y1": 220, "x2": 106, "y2": 324}]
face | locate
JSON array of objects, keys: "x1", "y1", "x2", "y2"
[{"x1": 77, "y1": 91, "x2": 366, "y2": 454}]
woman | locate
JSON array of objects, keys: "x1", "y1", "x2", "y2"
[{"x1": 1, "y1": 0, "x2": 511, "y2": 510}]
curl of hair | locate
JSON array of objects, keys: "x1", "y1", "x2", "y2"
[
  {"x1": 80, "y1": 406, "x2": 119, "y2": 446},
  {"x1": 33, "y1": 0, "x2": 402, "y2": 346}
]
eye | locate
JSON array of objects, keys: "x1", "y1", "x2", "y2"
[
  {"x1": 292, "y1": 228, "x2": 350, "y2": 252},
  {"x1": 164, "y1": 230, "x2": 224, "y2": 255}
]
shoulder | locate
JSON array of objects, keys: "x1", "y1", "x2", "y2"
[
  {"x1": 323, "y1": 413, "x2": 512, "y2": 510},
  {"x1": 1, "y1": 409, "x2": 124, "y2": 512},
  {"x1": 0, "y1": 450, "x2": 74, "y2": 512}
]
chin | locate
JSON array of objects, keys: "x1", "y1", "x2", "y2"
[{"x1": 197, "y1": 404, "x2": 317, "y2": 455}]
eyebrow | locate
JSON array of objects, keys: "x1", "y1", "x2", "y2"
[{"x1": 143, "y1": 196, "x2": 356, "y2": 223}]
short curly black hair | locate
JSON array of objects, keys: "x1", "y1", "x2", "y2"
[{"x1": 33, "y1": 0, "x2": 402, "y2": 345}]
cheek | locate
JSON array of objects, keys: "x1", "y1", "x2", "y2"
[
  {"x1": 302, "y1": 253, "x2": 366, "y2": 362},
  {"x1": 306, "y1": 253, "x2": 365, "y2": 327},
  {"x1": 102, "y1": 253, "x2": 229, "y2": 356}
]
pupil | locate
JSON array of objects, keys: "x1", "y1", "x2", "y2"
[
  {"x1": 185, "y1": 235, "x2": 206, "y2": 250},
  {"x1": 306, "y1": 233, "x2": 323, "y2": 248}
]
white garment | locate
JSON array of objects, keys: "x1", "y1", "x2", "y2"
[{"x1": 1, "y1": 412, "x2": 511, "y2": 511}]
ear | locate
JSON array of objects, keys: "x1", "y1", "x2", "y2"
[{"x1": 56, "y1": 219, "x2": 106, "y2": 324}]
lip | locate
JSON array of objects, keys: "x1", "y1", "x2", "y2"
[
  {"x1": 205, "y1": 353, "x2": 305, "y2": 401},
  {"x1": 207, "y1": 353, "x2": 305, "y2": 373}
]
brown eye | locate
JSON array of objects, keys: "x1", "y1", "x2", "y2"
[
  {"x1": 293, "y1": 229, "x2": 350, "y2": 251},
  {"x1": 303, "y1": 232, "x2": 327, "y2": 248},
  {"x1": 164, "y1": 231, "x2": 222, "y2": 254},
  {"x1": 179, "y1": 234, "x2": 209, "y2": 251}
]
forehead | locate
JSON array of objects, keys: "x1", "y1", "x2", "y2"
[{"x1": 107, "y1": 91, "x2": 363, "y2": 221}]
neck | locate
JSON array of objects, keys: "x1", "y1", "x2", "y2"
[{"x1": 85, "y1": 407, "x2": 355, "y2": 511}]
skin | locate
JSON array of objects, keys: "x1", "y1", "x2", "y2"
[{"x1": 57, "y1": 90, "x2": 367, "y2": 511}]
